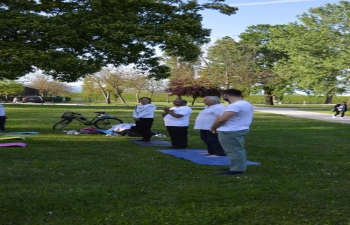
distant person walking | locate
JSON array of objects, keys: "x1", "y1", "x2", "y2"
[
  {"x1": 0, "y1": 104, "x2": 7, "y2": 132},
  {"x1": 163, "y1": 99, "x2": 193, "y2": 149},
  {"x1": 210, "y1": 89, "x2": 253, "y2": 175},
  {"x1": 13, "y1": 97, "x2": 19, "y2": 104},
  {"x1": 194, "y1": 96, "x2": 226, "y2": 156},
  {"x1": 333, "y1": 102, "x2": 347, "y2": 119},
  {"x1": 133, "y1": 97, "x2": 157, "y2": 142}
]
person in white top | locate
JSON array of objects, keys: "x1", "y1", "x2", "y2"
[
  {"x1": 194, "y1": 96, "x2": 226, "y2": 156},
  {"x1": 163, "y1": 99, "x2": 193, "y2": 149},
  {"x1": 210, "y1": 89, "x2": 253, "y2": 175},
  {"x1": 133, "y1": 97, "x2": 157, "y2": 141},
  {"x1": 0, "y1": 104, "x2": 7, "y2": 132}
]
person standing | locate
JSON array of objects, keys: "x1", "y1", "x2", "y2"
[
  {"x1": 210, "y1": 89, "x2": 253, "y2": 175},
  {"x1": 194, "y1": 96, "x2": 226, "y2": 156},
  {"x1": 333, "y1": 102, "x2": 347, "y2": 119},
  {"x1": 163, "y1": 99, "x2": 193, "y2": 149},
  {"x1": 133, "y1": 97, "x2": 157, "y2": 142},
  {"x1": 0, "y1": 104, "x2": 7, "y2": 132}
]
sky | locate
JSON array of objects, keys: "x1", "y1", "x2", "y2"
[{"x1": 200, "y1": 0, "x2": 341, "y2": 42}]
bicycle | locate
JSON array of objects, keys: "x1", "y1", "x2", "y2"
[{"x1": 52, "y1": 111, "x2": 123, "y2": 130}]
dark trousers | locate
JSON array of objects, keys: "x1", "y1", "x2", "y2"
[
  {"x1": 0, "y1": 116, "x2": 6, "y2": 132},
  {"x1": 135, "y1": 118, "x2": 154, "y2": 141},
  {"x1": 334, "y1": 111, "x2": 346, "y2": 117},
  {"x1": 200, "y1": 130, "x2": 226, "y2": 156},
  {"x1": 166, "y1": 126, "x2": 188, "y2": 148}
]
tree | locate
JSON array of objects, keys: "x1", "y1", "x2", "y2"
[
  {"x1": 239, "y1": 25, "x2": 290, "y2": 105},
  {"x1": 201, "y1": 36, "x2": 257, "y2": 92},
  {"x1": 0, "y1": 0, "x2": 237, "y2": 81},
  {"x1": 162, "y1": 55, "x2": 200, "y2": 99},
  {"x1": 123, "y1": 72, "x2": 149, "y2": 102},
  {"x1": 268, "y1": 1, "x2": 350, "y2": 103},
  {"x1": 82, "y1": 76, "x2": 105, "y2": 103},
  {"x1": 20, "y1": 73, "x2": 72, "y2": 97},
  {"x1": 167, "y1": 77, "x2": 221, "y2": 105},
  {"x1": 0, "y1": 79, "x2": 24, "y2": 101},
  {"x1": 144, "y1": 78, "x2": 168, "y2": 100}
]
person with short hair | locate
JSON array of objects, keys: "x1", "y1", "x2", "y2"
[
  {"x1": 133, "y1": 97, "x2": 157, "y2": 141},
  {"x1": 210, "y1": 89, "x2": 253, "y2": 175},
  {"x1": 0, "y1": 104, "x2": 7, "y2": 132},
  {"x1": 163, "y1": 99, "x2": 193, "y2": 149},
  {"x1": 194, "y1": 96, "x2": 226, "y2": 156}
]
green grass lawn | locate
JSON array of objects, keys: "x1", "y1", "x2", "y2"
[{"x1": 1, "y1": 104, "x2": 350, "y2": 224}]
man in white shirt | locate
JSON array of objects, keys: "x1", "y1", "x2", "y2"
[
  {"x1": 133, "y1": 97, "x2": 157, "y2": 141},
  {"x1": 194, "y1": 96, "x2": 226, "y2": 156},
  {"x1": 163, "y1": 99, "x2": 193, "y2": 149},
  {"x1": 0, "y1": 104, "x2": 7, "y2": 132},
  {"x1": 210, "y1": 89, "x2": 253, "y2": 175}
]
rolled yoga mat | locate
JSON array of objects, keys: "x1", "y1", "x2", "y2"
[{"x1": 0, "y1": 142, "x2": 27, "y2": 147}]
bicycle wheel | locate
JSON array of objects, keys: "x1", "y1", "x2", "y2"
[
  {"x1": 53, "y1": 119, "x2": 72, "y2": 130},
  {"x1": 94, "y1": 118, "x2": 123, "y2": 130}
]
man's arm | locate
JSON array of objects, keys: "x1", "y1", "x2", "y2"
[
  {"x1": 163, "y1": 107, "x2": 184, "y2": 118},
  {"x1": 210, "y1": 111, "x2": 236, "y2": 131}
]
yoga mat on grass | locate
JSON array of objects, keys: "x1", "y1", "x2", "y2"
[
  {"x1": 0, "y1": 136, "x2": 25, "y2": 141},
  {"x1": 157, "y1": 149, "x2": 261, "y2": 166},
  {"x1": 0, "y1": 142, "x2": 27, "y2": 147},
  {"x1": 129, "y1": 138, "x2": 172, "y2": 147},
  {"x1": 97, "y1": 129, "x2": 114, "y2": 135},
  {"x1": 2, "y1": 131, "x2": 39, "y2": 135}
]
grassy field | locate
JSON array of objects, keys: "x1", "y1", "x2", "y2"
[{"x1": 1, "y1": 103, "x2": 350, "y2": 225}]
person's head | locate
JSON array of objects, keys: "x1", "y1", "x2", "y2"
[
  {"x1": 203, "y1": 96, "x2": 221, "y2": 106},
  {"x1": 173, "y1": 99, "x2": 183, "y2": 106},
  {"x1": 221, "y1": 89, "x2": 243, "y2": 102},
  {"x1": 139, "y1": 97, "x2": 151, "y2": 105}
]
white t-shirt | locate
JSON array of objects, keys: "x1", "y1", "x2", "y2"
[
  {"x1": 133, "y1": 104, "x2": 157, "y2": 118},
  {"x1": 194, "y1": 104, "x2": 225, "y2": 130},
  {"x1": 164, "y1": 106, "x2": 193, "y2": 127},
  {"x1": 217, "y1": 100, "x2": 253, "y2": 131},
  {"x1": 0, "y1": 105, "x2": 5, "y2": 116}
]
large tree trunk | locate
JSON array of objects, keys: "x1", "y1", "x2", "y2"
[
  {"x1": 135, "y1": 92, "x2": 141, "y2": 102},
  {"x1": 191, "y1": 97, "x2": 196, "y2": 105},
  {"x1": 106, "y1": 92, "x2": 111, "y2": 104},
  {"x1": 324, "y1": 95, "x2": 333, "y2": 104},
  {"x1": 116, "y1": 91, "x2": 126, "y2": 103},
  {"x1": 264, "y1": 94, "x2": 273, "y2": 105},
  {"x1": 263, "y1": 87, "x2": 274, "y2": 105}
]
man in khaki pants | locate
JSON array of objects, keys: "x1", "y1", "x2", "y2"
[{"x1": 210, "y1": 89, "x2": 253, "y2": 175}]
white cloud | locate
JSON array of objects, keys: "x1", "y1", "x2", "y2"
[{"x1": 231, "y1": 0, "x2": 316, "y2": 6}]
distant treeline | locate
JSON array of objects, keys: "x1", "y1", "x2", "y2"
[{"x1": 89, "y1": 93, "x2": 350, "y2": 105}]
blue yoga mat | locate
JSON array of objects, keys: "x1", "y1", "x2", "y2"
[
  {"x1": 97, "y1": 129, "x2": 114, "y2": 135},
  {"x1": 130, "y1": 138, "x2": 172, "y2": 147},
  {"x1": 157, "y1": 149, "x2": 261, "y2": 166}
]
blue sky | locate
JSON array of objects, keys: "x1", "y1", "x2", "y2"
[{"x1": 200, "y1": 0, "x2": 340, "y2": 42}]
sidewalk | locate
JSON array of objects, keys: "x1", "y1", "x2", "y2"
[{"x1": 253, "y1": 106, "x2": 350, "y2": 125}]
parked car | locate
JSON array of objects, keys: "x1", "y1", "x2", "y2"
[{"x1": 21, "y1": 96, "x2": 44, "y2": 103}]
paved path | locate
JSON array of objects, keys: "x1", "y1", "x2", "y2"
[{"x1": 254, "y1": 106, "x2": 350, "y2": 125}]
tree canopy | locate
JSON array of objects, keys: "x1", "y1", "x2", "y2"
[
  {"x1": 0, "y1": 0, "x2": 237, "y2": 82},
  {"x1": 267, "y1": 1, "x2": 350, "y2": 102}
]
